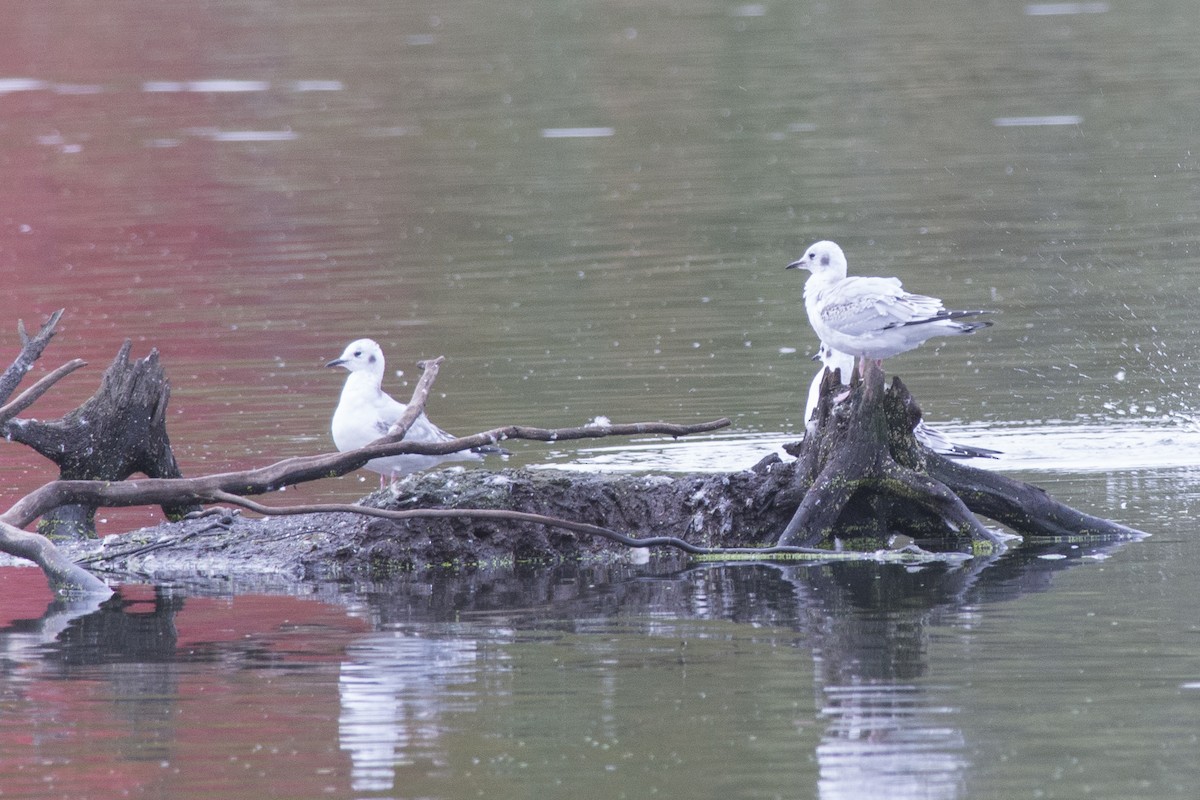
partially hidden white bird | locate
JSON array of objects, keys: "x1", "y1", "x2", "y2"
[
  {"x1": 804, "y1": 342, "x2": 999, "y2": 459},
  {"x1": 326, "y1": 338, "x2": 504, "y2": 485},
  {"x1": 786, "y1": 240, "x2": 992, "y2": 370}
]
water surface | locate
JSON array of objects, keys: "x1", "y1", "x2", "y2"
[{"x1": 2, "y1": 2, "x2": 1200, "y2": 797}]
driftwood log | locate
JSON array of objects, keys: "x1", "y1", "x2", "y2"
[{"x1": 0, "y1": 313, "x2": 1146, "y2": 593}]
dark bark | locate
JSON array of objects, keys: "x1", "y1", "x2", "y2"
[
  {"x1": 775, "y1": 361, "x2": 1144, "y2": 549},
  {"x1": 928, "y1": 455, "x2": 1145, "y2": 538},
  {"x1": 778, "y1": 362, "x2": 1004, "y2": 549},
  {"x1": 4, "y1": 341, "x2": 199, "y2": 539},
  {"x1": 62, "y1": 459, "x2": 807, "y2": 581}
]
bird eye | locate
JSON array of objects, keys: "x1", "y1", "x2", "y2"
[{"x1": 353, "y1": 350, "x2": 362, "y2": 357}]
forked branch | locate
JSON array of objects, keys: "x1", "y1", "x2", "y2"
[{"x1": 0, "y1": 309, "x2": 67, "y2": 406}]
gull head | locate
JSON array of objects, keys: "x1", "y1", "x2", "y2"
[
  {"x1": 786, "y1": 240, "x2": 848, "y2": 279},
  {"x1": 325, "y1": 338, "x2": 385, "y2": 376}
]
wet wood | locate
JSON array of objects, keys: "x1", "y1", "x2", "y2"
[
  {"x1": 4, "y1": 341, "x2": 200, "y2": 539},
  {"x1": 928, "y1": 455, "x2": 1145, "y2": 538},
  {"x1": 776, "y1": 360, "x2": 1142, "y2": 547},
  {"x1": 777, "y1": 362, "x2": 1003, "y2": 548},
  {"x1": 0, "y1": 314, "x2": 1146, "y2": 591}
]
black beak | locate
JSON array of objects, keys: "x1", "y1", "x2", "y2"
[
  {"x1": 325, "y1": 358, "x2": 345, "y2": 368},
  {"x1": 785, "y1": 259, "x2": 806, "y2": 270}
]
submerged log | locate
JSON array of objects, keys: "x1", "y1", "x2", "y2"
[
  {"x1": 928, "y1": 455, "x2": 1145, "y2": 539},
  {"x1": 4, "y1": 341, "x2": 199, "y2": 540},
  {"x1": 62, "y1": 353, "x2": 1150, "y2": 580}
]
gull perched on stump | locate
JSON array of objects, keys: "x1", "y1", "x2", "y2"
[
  {"x1": 326, "y1": 338, "x2": 504, "y2": 486},
  {"x1": 786, "y1": 240, "x2": 992, "y2": 371},
  {"x1": 805, "y1": 342, "x2": 999, "y2": 459}
]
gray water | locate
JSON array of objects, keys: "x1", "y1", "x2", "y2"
[{"x1": 2, "y1": 2, "x2": 1200, "y2": 797}]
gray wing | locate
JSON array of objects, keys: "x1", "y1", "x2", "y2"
[
  {"x1": 378, "y1": 391, "x2": 489, "y2": 451},
  {"x1": 404, "y1": 412, "x2": 460, "y2": 444},
  {"x1": 369, "y1": 391, "x2": 454, "y2": 443},
  {"x1": 819, "y1": 276, "x2": 947, "y2": 333},
  {"x1": 372, "y1": 392, "x2": 408, "y2": 436}
]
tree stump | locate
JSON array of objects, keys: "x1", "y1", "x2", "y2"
[
  {"x1": 776, "y1": 361, "x2": 1142, "y2": 550},
  {"x1": 4, "y1": 341, "x2": 200, "y2": 539}
]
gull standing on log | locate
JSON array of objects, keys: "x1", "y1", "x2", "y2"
[
  {"x1": 326, "y1": 338, "x2": 503, "y2": 486},
  {"x1": 786, "y1": 241, "x2": 992, "y2": 370}
]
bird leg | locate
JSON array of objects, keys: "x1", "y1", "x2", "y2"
[{"x1": 856, "y1": 356, "x2": 884, "y2": 377}]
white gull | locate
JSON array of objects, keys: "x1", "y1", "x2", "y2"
[
  {"x1": 804, "y1": 342, "x2": 998, "y2": 459},
  {"x1": 326, "y1": 338, "x2": 502, "y2": 484},
  {"x1": 786, "y1": 240, "x2": 992, "y2": 368}
]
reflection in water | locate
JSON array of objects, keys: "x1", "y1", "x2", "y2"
[
  {"x1": 817, "y1": 683, "x2": 965, "y2": 800},
  {"x1": 0, "y1": 592, "x2": 108, "y2": 670},
  {"x1": 326, "y1": 545, "x2": 1134, "y2": 799},
  {"x1": 338, "y1": 630, "x2": 481, "y2": 792},
  {"x1": 788, "y1": 564, "x2": 974, "y2": 799},
  {"x1": 0, "y1": 589, "x2": 186, "y2": 780},
  {"x1": 657, "y1": 545, "x2": 1132, "y2": 800},
  {"x1": 46, "y1": 589, "x2": 185, "y2": 666},
  {"x1": 0, "y1": 539, "x2": 1145, "y2": 799},
  {"x1": 0, "y1": 0, "x2": 1194, "y2": 794},
  {"x1": 758, "y1": 562, "x2": 971, "y2": 799}
]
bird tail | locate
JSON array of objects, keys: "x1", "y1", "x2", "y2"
[
  {"x1": 916, "y1": 422, "x2": 1001, "y2": 459},
  {"x1": 902, "y1": 309, "x2": 994, "y2": 332},
  {"x1": 939, "y1": 441, "x2": 1001, "y2": 459},
  {"x1": 955, "y1": 315, "x2": 994, "y2": 334}
]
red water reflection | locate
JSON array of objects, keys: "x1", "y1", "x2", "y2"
[
  {"x1": 1, "y1": 577, "x2": 370, "y2": 798},
  {"x1": 0, "y1": 565, "x2": 54, "y2": 623},
  {"x1": 0, "y1": 3, "x2": 403, "y2": 544}
]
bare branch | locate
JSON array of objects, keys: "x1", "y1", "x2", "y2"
[
  {"x1": 0, "y1": 309, "x2": 66, "y2": 405},
  {"x1": 0, "y1": 351, "x2": 728, "y2": 529},
  {"x1": 382, "y1": 356, "x2": 443, "y2": 440},
  {"x1": 0, "y1": 359, "x2": 88, "y2": 424},
  {"x1": 384, "y1": 418, "x2": 734, "y2": 458},
  {"x1": 0, "y1": 520, "x2": 111, "y2": 595},
  {"x1": 0, "y1": 415, "x2": 732, "y2": 529}
]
